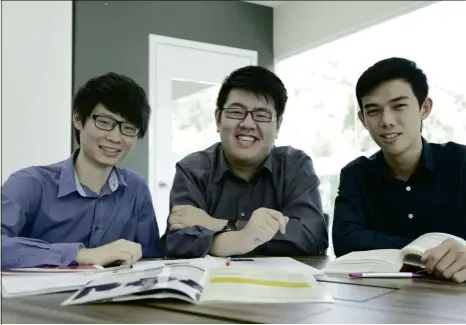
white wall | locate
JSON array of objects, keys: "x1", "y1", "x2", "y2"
[
  {"x1": 2, "y1": 1, "x2": 73, "y2": 184},
  {"x1": 274, "y1": 1, "x2": 437, "y2": 61}
]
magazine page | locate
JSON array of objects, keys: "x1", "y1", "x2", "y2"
[
  {"x1": 61, "y1": 261, "x2": 209, "y2": 306},
  {"x1": 199, "y1": 266, "x2": 334, "y2": 304}
]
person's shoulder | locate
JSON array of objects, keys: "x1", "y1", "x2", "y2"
[
  {"x1": 115, "y1": 167, "x2": 148, "y2": 189},
  {"x1": 7, "y1": 159, "x2": 66, "y2": 184},
  {"x1": 341, "y1": 151, "x2": 379, "y2": 176},
  {"x1": 177, "y1": 143, "x2": 221, "y2": 174},
  {"x1": 271, "y1": 145, "x2": 312, "y2": 164},
  {"x1": 429, "y1": 140, "x2": 466, "y2": 160}
]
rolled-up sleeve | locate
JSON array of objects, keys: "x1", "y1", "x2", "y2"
[
  {"x1": 162, "y1": 163, "x2": 216, "y2": 258},
  {"x1": 1, "y1": 171, "x2": 83, "y2": 269},
  {"x1": 332, "y1": 167, "x2": 411, "y2": 257},
  {"x1": 252, "y1": 154, "x2": 329, "y2": 256}
]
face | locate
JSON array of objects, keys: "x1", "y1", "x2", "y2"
[
  {"x1": 73, "y1": 104, "x2": 138, "y2": 168},
  {"x1": 358, "y1": 79, "x2": 432, "y2": 157},
  {"x1": 216, "y1": 89, "x2": 281, "y2": 167}
]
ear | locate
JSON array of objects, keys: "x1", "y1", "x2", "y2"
[
  {"x1": 215, "y1": 109, "x2": 221, "y2": 133},
  {"x1": 357, "y1": 110, "x2": 368, "y2": 130},
  {"x1": 73, "y1": 112, "x2": 84, "y2": 131},
  {"x1": 420, "y1": 97, "x2": 433, "y2": 121},
  {"x1": 276, "y1": 117, "x2": 283, "y2": 138}
]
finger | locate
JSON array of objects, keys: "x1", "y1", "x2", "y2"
[
  {"x1": 171, "y1": 205, "x2": 191, "y2": 213},
  {"x1": 168, "y1": 213, "x2": 183, "y2": 224},
  {"x1": 169, "y1": 223, "x2": 185, "y2": 230},
  {"x1": 261, "y1": 215, "x2": 280, "y2": 234},
  {"x1": 434, "y1": 251, "x2": 457, "y2": 275},
  {"x1": 118, "y1": 250, "x2": 136, "y2": 265},
  {"x1": 442, "y1": 258, "x2": 466, "y2": 280},
  {"x1": 451, "y1": 268, "x2": 466, "y2": 283},
  {"x1": 424, "y1": 245, "x2": 450, "y2": 271},
  {"x1": 264, "y1": 210, "x2": 286, "y2": 234}
]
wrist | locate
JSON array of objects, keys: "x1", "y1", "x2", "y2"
[
  {"x1": 209, "y1": 217, "x2": 228, "y2": 231},
  {"x1": 234, "y1": 229, "x2": 255, "y2": 255},
  {"x1": 75, "y1": 248, "x2": 93, "y2": 265}
]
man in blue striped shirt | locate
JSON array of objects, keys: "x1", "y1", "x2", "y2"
[{"x1": 2, "y1": 73, "x2": 163, "y2": 269}]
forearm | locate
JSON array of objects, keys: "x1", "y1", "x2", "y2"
[
  {"x1": 253, "y1": 217, "x2": 328, "y2": 256},
  {"x1": 1, "y1": 236, "x2": 83, "y2": 269},
  {"x1": 209, "y1": 231, "x2": 251, "y2": 257},
  {"x1": 163, "y1": 226, "x2": 217, "y2": 258},
  {"x1": 332, "y1": 226, "x2": 411, "y2": 257}
]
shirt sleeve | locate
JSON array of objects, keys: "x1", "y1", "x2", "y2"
[
  {"x1": 135, "y1": 180, "x2": 164, "y2": 258},
  {"x1": 162, "y1": 162, "x2": 217, "y2": 258},
  {"x1": 1, "y1": 170, "x2": 83, "y2": 269},
  {"x1": 249, "y1": 153, "x2": 329, "y2": 256},
  {"x1": 332, "y1": 167, "x2": 411, "y2": 257}
]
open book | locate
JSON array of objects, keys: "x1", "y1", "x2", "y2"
[
  {"x1": 325, "y1": 232, "x2": 466, "y2": 274},
  {"x1": 62, "y1": 258, "x2": 334, "y2": 306}
]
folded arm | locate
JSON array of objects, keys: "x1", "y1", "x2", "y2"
[
  {"x1": 1, "y1": 171, "x2": 83, "y2": 269},
  {"x1": 332, "y1": 168, "x2": 411, "y2": 257},
  {"x1": 247, "y1": 154, "x2": 328, "y2": 256},
  {"x1": 162, "y1": 163, "x2": 227, "y2": 258}
]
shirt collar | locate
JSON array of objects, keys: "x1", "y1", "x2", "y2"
[
  {"x1": 371, "y1": 137, "x2": 435, "y2": 183},
  {"x1": 214, "y1": 146, "x2": 273, "y2": 183},
  {"x1": 57, "y1": 149, "x2": 127, "y2": 198}
]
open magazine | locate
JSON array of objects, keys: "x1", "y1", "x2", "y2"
[
  {"x1": 325, "y1": 232, "x2": 466, "y2": 274},
  {"x1": 62, "y1": 258, "x2": 334, "y2": 306}
]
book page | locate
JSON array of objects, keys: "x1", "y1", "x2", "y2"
[
  {"x1": 324, "y1": 249, "x2": 402, "y2": 274},
  {"x1": 209, "y1": 257, "x2": 324, "y2": 277},
  {"x1": 401, "y1": 232, "x2": 466, "y2": 258},
  {"x1": 61, "y1": 262, "x2": 208, "y2": 306},
  {"x1": 200, "y1": 267, "x2": 334, "y2": 304}
]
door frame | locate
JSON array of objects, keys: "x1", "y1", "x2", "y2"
[{"x1": 147, "y1": 34, "x2": 258, "y2": 224}]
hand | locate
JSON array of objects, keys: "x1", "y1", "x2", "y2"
[
  {"x1": 168, "y1": 205, "x2": 225, "y2": 231},
  {"x1": 239, "y1": 208, "x2": 289, "y2": 250},
  {"x1": 75, "y1": 239, "x2": 142, "y2": 267},
  {"x1": 421, "y1": 238, "x2": 466, "y2": 283}
]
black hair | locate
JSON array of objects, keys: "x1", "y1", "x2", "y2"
[
  {"x1": 216, "y1": 65, "x2": 288, "y2": 121},
  {"x1": 355, "y1": 57, "x2": 429, "y2": 110},
  {"x1": 73, "y1": 72, "x2": 151, "y2": 144}
]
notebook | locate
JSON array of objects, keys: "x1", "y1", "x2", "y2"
[
  {"x1": 61, "y1": 258, "x2": 334, "y2": 306},
  {"x1": 324, "y1": 232, "x2": 466, "y2": 274}
]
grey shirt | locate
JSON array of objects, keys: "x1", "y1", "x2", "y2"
[{"x1": 162, "y1": 143, "x2": 329, "y2": 258}]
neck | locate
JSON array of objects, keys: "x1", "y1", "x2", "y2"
[
  {"x1": 383, "y1": 137, "x2": 423, "y2": 181},
  {"x1": 75, "y1": 150, "x2": 113, "y2": 194},
  {"x1": 232, "y1": 164, "x2": 258, "y2": 181}
]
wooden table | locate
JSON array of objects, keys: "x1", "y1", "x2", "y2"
[{"x1": 3, "y1": 256, "x2": 466, "y2": 323}]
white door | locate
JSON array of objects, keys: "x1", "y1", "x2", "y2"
[{"x1": 148, "y1": 34, "x2": 258, "y2": 234}]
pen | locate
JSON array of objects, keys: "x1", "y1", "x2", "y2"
[{"x1": 349, "y1": 272, "x2": 426, "y2": 278}]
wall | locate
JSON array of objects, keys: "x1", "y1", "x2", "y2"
[
  {"x1": 73, "y1": 0, "x2": 273, "y2": 179},
  {"x1": 2, "y1": 1, "x2": 73, "y2": 184},
  {"x1": 274, "y1": 0, "x2": 437, "y2": 61}
]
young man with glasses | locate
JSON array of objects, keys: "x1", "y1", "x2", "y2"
[
  {"x1": 2, "y1": 73, "x2": 163, "y2": 269},
  {"x1": 163, "y1": 66, "x2": 328, "y2": 258}
]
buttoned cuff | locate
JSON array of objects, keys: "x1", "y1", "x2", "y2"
[{"x1": 48, "y1": 242, "x2": 84, "y2": 266}]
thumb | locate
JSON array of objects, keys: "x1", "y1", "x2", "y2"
[{"x1": 280, "y1": 216, "x2": 289, "y2": 234}]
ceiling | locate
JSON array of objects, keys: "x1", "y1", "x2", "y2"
[{"x1": 243, "y1": 1, "x2": 287, "y2": 8}]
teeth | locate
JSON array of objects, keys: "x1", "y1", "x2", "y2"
[
  {"x1": 101, "y1": 147, "x2": 119, "y2": 153},
  {"x1": 382, "y1": 133, "x2": 399, "y2": 139},
  {"x1": 237, "y1": 136, "x2": 256, "y2": 142}
]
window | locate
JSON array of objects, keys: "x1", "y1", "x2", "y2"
[{"x1": 275, "y1": 1, "x2": 466, "y2": 255}]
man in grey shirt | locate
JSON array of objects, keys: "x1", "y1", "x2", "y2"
[{"x1": 163, "y1": 66, "x2": 328, "y2": 258}]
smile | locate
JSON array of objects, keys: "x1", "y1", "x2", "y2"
[
  {"x1": 380, "y1": 133, "x2": 401, "y2": 140},
  {"x1": 236, "y1": 135, "x2": 257, "y2": 143},
  {"x1": 99, "y1": 146, "x2": 121, "y2": 153}
]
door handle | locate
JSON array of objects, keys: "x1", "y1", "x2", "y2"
[{"x1": 158, "y1": 181, "x2": 168, "y2": 188}]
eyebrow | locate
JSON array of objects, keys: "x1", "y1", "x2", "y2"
[
  {"x1": 95, "y1": 112, "x2": 128, "y2": 123},
  {"x1": 225, "y1": 102, "x2": 270, "y2": 111},
  {"x1": 363, "y1": 96, "x2": 410, "y2": 110}
]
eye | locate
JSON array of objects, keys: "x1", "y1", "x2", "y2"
[{"x1": 394, "y1": 104, "x2": 407, "y2": 109}]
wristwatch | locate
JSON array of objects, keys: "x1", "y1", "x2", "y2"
[{"x1": 221, "y1": 220, "x2": 237, "y2": 232}]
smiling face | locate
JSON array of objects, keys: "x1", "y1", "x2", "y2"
[
  {"x1": 73, "y1": 103, "x2": 138, "y2": 168},
  {"x1": 358, "y1": 79, "x2": 432, "y2": 157},
  {"x1": 216, "y1": 89, "x2": 280, "y2": 168}
]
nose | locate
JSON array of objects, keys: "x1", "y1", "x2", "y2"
[
  {"x1": 106, "y1": 126, "x2": 122, "y2": 142},
  {"x1": 379, "y1": 108, "x2": 396, "y2": 128},
  {"x1": 238, "y1": 111, "x2": 257, "y2": 129}
]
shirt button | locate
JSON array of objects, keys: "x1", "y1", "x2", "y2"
[
  {"x1": 240, "y1": 212, "x2": 245, "y2": 217},
  {"x1": 408, "y1": 214, "x2": 414, "y2": 219},
  {"x1": 406, "y1": 186, "x2": 411, "y2": 191}
]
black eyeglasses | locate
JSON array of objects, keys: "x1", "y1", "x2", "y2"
[
  {"x1": 92, "y1": 114, "x2": 140, "y2": 137},
  {"x1": 223, "y1": 108, "x2": 276, "y2": 123}
]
